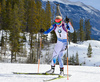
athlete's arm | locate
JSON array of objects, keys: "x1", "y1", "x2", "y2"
[
  {"x1": 43, "y1": 24, "x2": 55, "y2": 34},
  {"x1": 67, "y1": 22, "x2": 74, "y2": 33}
]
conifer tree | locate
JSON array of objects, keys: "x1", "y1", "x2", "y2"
[
  {"x1": 0, "y1": 3, "x2": 1, "y2": 29},
  {"x1": 45, "y1": 1, "x2": 51, "y2": 29},
  {"x1": 24, "y1": 0, "x2": 29, "y2": 32},
  {"x1": 6, "y1": 2, "x2": 12, "y2": 30},
  {"x1": 10, "y1": 3, "x2": 21, "y2": 62},
  {"x1": 1, "y1": 0, "x2": 8, "y2": 57},
  {"x1": 1, "y1": 0, "x2": 7, "y2": 30},
  {"x1": 18, "y1": 0, "x2": 26, "y2": 32},
  {"x1": 17, "y1": 0, "x2": 26, "y2": 57},
  {"x1": 27, "y1": 0, "x2": 37, "y2": 33},
  {"x1": 72, "y1": 55, "x2": 75, "y2": 65},
  {"x1": 36, "y1": 0, "x2": 42, "y2": 31},
  {"x1": 41, "y1": 9, "x2": 46, "y2": 30},
  {"x1": 51, "y1": 6, "x2": 55, "y2": 24},
  {"x1": 75, "y1": 52, "x2": 79, "y2": 65},
  {"x1": 69, "y1": 55, "x2": 74, "y2": 65},
  {"x1": 6, "y1": 2, "x2": 13, "y2": 55},
  {"x1": 12, "y1": 0, "x2": 19, "y2": 8},
  {"x1": 6, "y1": 0, "x2": 12, "y2": 8},
  {"x1": 85, "y1": 19, "x2": 91, "y2": 40},
  {"x1": 35, "y1": 0, "x2": 43, "y2": 60},
  {"x1": 79, "y1": 18, "x2": 84, "y2": 41},
  {"x1": 0, "y1": 0, "x2": 2, "y2": 3},
  {"x1": 87, "y1": 43, "x2": 92, "y2": 58},
  {"x1": 27, "y1": 0, "x2": 37, "y2": 63},
  {"x1": 1, "y1": 0, "x2": 9, "y2": 50},
  {"x1": 72, "y1": 30, "x2": 77, "y2": 43},
  {"x1": 69, "y1": 56, "x2": 72, "y2": 65}
]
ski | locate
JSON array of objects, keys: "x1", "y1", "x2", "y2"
[
  {"x1": 43, "y1": 74, "x2": 71, "y2": 82},
  {"x1": 13, "y1": 72, "x2": 59, "y2": 75}
]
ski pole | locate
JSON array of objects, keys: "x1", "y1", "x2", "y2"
[
  {"x1": 67, "y1": 30, "x2": 69, "y2": 80},
  {"x1": 38, "y1": 33, "x2": 42, "y2": 73}
]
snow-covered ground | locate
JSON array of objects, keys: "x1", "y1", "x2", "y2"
[{"x1": 0, "y1": 63, "x2": 100, "y2": 82}]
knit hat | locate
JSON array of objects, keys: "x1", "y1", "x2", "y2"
[
  {"x1": 55, "y1": 16, "x2": 62, "y2": 23},
  {"x1": 55, "y1": 16, "x2": 62, "y2": 19}
]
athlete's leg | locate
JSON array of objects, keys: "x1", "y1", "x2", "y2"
[
  {"x1": 46, "y1": 41, "x2": 64, "y2": 74},
  {"x1": 58, "y1": 42, "x2": 67, "y2": 68},
  {"x1": 58, "y1": 42, "x2": 67, "y2": 76},
  {"x1": 51, "y1": 41, "x2": 64, "y2": 66}
]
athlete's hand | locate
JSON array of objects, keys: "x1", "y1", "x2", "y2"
[{"x1": 66, "y1": 16, "x2": 69, "y2": 23}]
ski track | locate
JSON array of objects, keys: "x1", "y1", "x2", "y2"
[{"x1": 0, "y1": 63, "x2": 100, "y2": 82}]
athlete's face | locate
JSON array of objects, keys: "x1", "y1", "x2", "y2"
[{"x1": 54, "y1": 19, "x2": 62, "y2": 27}]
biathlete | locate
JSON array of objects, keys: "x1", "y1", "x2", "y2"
[{"x1": 40, "y1": 16, "x2": 74, "y2": 76}]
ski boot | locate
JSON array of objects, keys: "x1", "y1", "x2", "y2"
[
  {"x1": 45, "y1": 66, "x2": 55, "y2": 75},
  {"x1": 59, "y1": 67, "x2": 64, "y2": 77}
]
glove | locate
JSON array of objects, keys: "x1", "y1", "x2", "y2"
[
  {"x1": 66, "y1": 16, "x2": 69, "y2": 23},
  {"x1": 40, "y1": 28, "x2": 44, "y2": 33}
]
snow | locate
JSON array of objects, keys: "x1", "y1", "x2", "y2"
[
  {"x1": 69, "y1": 0, "x2": 100, "y2": 11},
  {"x1": 0, "y1": 63, "x2": 100, "y2": 82},
  {"x1": 92, "y1": 27, "x2": 100, "y2": 34}
]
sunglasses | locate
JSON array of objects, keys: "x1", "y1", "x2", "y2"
[
  {"x1": 54, "y1": 21, "x2": 62, "y2": 24},
  {"x1": 54, "y1": 19, "x2": 62, "y2": 25}
]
